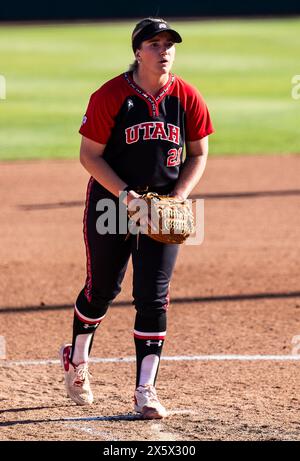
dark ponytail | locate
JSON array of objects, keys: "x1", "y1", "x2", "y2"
[{"x1": 128, "y1": 59, "x2": 139, "y2": 73}]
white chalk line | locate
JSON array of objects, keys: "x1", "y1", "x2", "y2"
[
  {"x1": 1, "y1": 354, "x2": 300, "y2": 367},
  {"x1": 65, "y1": 423, "x2": 119, "y2": 441},
  {"x1": 150, "y1": 422, "x2": 180, "y2": 442},
  {"x1": 63, "y1": 409, "x2": 197, "y2": 441},
  {"x1": 62, "y1": 409, "x2": 197, "y2": 423},
  {"x1": 148, "y1": 410, "x2": 199, "y2": 441}
]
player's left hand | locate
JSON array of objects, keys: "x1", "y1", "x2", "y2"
[{"x1": 127, "y1": 194, "x2": 158, "y2": 234}]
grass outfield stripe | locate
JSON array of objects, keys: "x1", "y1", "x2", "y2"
[
  {"x1": 1, "y1": 355, "x2": 300, "y2": 367},
  {"x1": 0, "y1": 19, "x2": 300, "y2": 159}
]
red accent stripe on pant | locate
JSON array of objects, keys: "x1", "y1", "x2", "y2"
[
  {"x1": 83, "y1": 177, "x2": 94, "y2": 303},
  {"x1": 133, "y1": 330, "x2": 166, "y2": 340}
]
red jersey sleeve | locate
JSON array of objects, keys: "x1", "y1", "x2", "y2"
[
  {"x1": 181, "y1": 80, "x2": 214, "y2": 141},
  {"x1": 79, "y1": 76, "x2": 124, "y2": 144}
]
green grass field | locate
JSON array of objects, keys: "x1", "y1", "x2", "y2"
[{"x1": 0, "y1": 18, "x2": 299, "y2": 160}]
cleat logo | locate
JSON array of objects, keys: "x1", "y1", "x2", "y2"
[{"x1": 146, "y1": 340, "x2": 163, "y2": 347}]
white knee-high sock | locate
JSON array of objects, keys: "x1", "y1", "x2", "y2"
[
  {"x1": 72, "y1": 333, "x2": 93, "y2": 366},
  {"x1": 139, "y1": 354, "x2": 160, "y2": 386}
]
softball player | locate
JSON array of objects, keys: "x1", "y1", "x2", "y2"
[{"x1": 60, "y1": 17, "x2": 214, "y2": 419}]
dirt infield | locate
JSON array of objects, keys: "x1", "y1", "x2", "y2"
[{"x1": 0, "y1": 154, "x2": 300, "y2": 441}]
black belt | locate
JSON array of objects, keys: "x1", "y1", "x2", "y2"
[{"x1": 135, "y1": 185, "x2": 173, "y2": 195}]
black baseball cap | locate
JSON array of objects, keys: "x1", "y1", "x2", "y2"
[{"x1": 132, "y1": 18, "x2": 182, "y2": 53}]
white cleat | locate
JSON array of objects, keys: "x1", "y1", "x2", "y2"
[
  {"x1": 134, "y1": 384, "x2": 168, "y2": 419},
  {"x1": 59, "y1": 343, "x2": 93, "y2": 406}
]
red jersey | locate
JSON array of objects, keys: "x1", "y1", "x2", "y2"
[{"x1": 79, "y1": 72, "x2": 214, "y2": 194}]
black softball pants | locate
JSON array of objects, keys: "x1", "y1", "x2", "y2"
[{"x1": 75, "y1": 180, "x2": 179, "y2": 332}]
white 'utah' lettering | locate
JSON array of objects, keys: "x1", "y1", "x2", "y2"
[{"x1": 125, "y1": 122, "x2": 180, "y2": 145}]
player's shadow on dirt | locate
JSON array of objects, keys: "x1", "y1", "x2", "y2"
[
  {"x1": 1, "y1": 290, "x2": 300, "y2": 314},
  {"x1": 0, "y1": 404, "x2": 73, "y2": 415},
  {"x1": 0, "y1": 413, "x2": 142, "y2": 427},
  {"x1": 17, "y1": 189, "x2": 300, "y2": 211}
]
